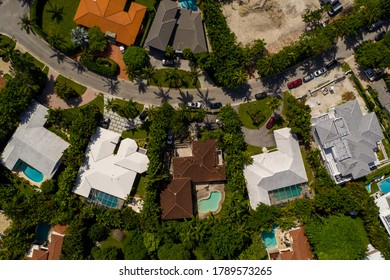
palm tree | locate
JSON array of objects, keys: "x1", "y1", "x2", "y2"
[
  {"x1": 11, "y1": 52, "x2": 35, "y2": 74},
  {"x1": 104, "y1": 98, "x2": 119, "y2": 112},
  {"x1": 18, "y1": 13, "x2": 35, "y2": 34},
  {"x1": 71, "y1": 26, "x2": 89, "y2": 48},
  {"x1": 121, "y1": 98, "x2": 139, "y2": 119},
  {"x1": 163, "y1": 69, "x2": 179, "y2": 89},
  {"x1": 126, "y1": 67, "x2": 140, "y2": 82},
  {"x1": 47, "y1": 33, "x2": 66, "y2": 50},
  {"x1": 232, "y1": 68, "x2": 247, "y2": 86},
  {"x1": 189, "y1": 65, "x2": 201, "y2": 87},
  {"x1": 267, "y1": 97, "x2": 281, "y2": 116},
  {"x1": 141, "y1": 65, "x2": 157, "y2": 85},
  {"x1": 258, "y1": 54, "x2": 285, "y2": 77},
  {"x1": 47, "y1": 4, "x2": 65, "y2": 24}
]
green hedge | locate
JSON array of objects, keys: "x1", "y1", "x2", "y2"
[{"x1": 80, "y1": 54, "x2": 118, "y2": 77}]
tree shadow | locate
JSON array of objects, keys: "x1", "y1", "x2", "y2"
[
  {"x1": 196, "y1": 88, "x2": 214, "y2": 106},
  {"x1": 134, "y1": 77, "x2": 147, "y2": 94},
  {"x1": 103, "y1": 77, "x2": 120, "y2": 95},
  {"x1": 70, "y1": 59, "x2": 85, "y2": 74},
  {"x1": 50, "y1": 50, "x2": 65, "y2": 64},
  {"x1": 343, "y1": 33, "x2": 364, "y2": 52},
  {"x1": 322, "y1": 44, "x2": 339, "y2": 62},
  {"x1": 222, "y1": 83, "x2": 252, "y2": 102},
  {"x1": 18, "y1": 0, "x2": 33, "y2": 7},
  {"x1": 177, "y1": 89, "x2": 194, "y2": 103},
  {"x1": 154, "y1": 87, "x2": 172, "y2": 103}
]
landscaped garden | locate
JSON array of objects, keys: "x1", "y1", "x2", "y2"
[
  {"x1": 55, "y1": 74, "x2": 87, "y2": 99},
  {"x1": 238, "y1": 97, "x2": 274, "y2": 129},
  {"x1": 149, "y1": 68, "x2": 201, "y2": 89},
  {"x1": 106, "y1": 98, "x2": 144, "y2": 119}
]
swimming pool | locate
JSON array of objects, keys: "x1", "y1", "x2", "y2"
[
  {"x1": 198, "y1": 191, "x2": 221, "y2": 213},
  {"x1": 270, "y1": 184, "x2": 302, "y2": 201},
  {"x1": 261, "y1": 228, "x2": 277, "y2": 248},
  {"x1": 178, "y1": 0, "x2": 198, "y2": 12},
  {"x1": 89, "y1": 189, "x2": 119, "y2": 208},
  {"x1": 36, "y1": 222, "x2": 51, "y2": 245},
  {"x1": 379, "y1": 178, "x2": 390, "y2": 193},
  {"x1": 365, "y1": 183, "x2": 371, "y2": 193},
  {"x1": 16, "y1": 160, "x2": 44, "y2": 183}
]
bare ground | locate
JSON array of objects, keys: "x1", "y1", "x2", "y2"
[{"x1": 222, "y1": 0, "x2": 354, "y2": 53}]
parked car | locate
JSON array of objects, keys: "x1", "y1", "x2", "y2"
[
  {"x1": 326, "y1": 59, "x2": 338, "y2": 70},
  {"x1": 266, "y1": 117, "x2": 276, "y2": 129},
  {"x1": 327, "y1": 0, "x2": 343, "y2": 17},
  {"x1": 368, "y1": 20, "x2": 384, "y2": 32},
  {"x1": 162, "y1": 59, "x2": 174, "y2": 66},
  {"x1": 139, "y1": 110, "x2": 148, "y2": 121},
  {"x1": 101, "y1": 117, "x2": 110, "y2": 129},
  {"x1": 187, "y1": 101, "x2": 202, "y2": 109},
  {"x1": 364, "y1": 68, "x2": 377, "y2": 82},
  {"x1": 375, "y1": 31, "x2": 386, "y2": 41},
  {"x1": 287, "y1": 78, "x2": 303, "y2": 89},
  {"x1": 314, "y1": 67, "x2": 327, "y2": 77},
  {"x1": 303, "y1": 74, "x2": 315, "y2": 83},
  {"x1": 209, "y1": 102, "x2": 222, "y2": 109},
  {"x1": 255, "y1": 91, "x2": 268, "y2": 100},
  {"x1": 167, "y1": 135, "x2": 174, "y2": 145}
]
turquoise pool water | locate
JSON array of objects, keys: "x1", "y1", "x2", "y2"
[
  {"x1": 178, "y1": 0, "x2": 198, "y2": 12},
  {"x1": 198, "y1": 191, "x2": 221, "y2": 213},
  {"x1": 271, "y1": 184, "x2": 302, "y2": 201},
  {"x1": 16, "y1": 160, "x2": 44, "y2": 182},
  {"x1": 36, "y1": 222, "x2": 51, "y2": 244},
  {"x1": 90, "y1": 189, "x2": 119, "y2": 208},
  {"x1": 379, "y1": 178, "x2": 390, "y2": 193},
  {"x1": 366, "y1": 183, "x2": 371, "y2": 193},
  {"x1": 261, "y1": 229, "x2": 277, "y2": 248}
]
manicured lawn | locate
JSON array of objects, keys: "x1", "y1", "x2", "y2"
[
  {"x1": 64, "y1": 93, "x2": 104, "y2": 115},
  {"x1": 110, "y1": 98, "x2": 144, "y2": 118},
  {"x1": 121, "y1": 126, "x2": 149, "y2": 140},
  {"x1": 300, "y1": 147, "x2": 315, "y2": 185},
  {"x1": 56, "y1": 74, "x2": 87, "y2": 96},
  {"x1": 238, "y1": 98, "x2": 273, "y2": 129},
  {"x1": 134, "y1": 0, "x2": 157, "y2": 10},
  {"x1": 100, "y1": 230, "x2": 126, "y2": 250},
  {"x1": 246, "y1": 144, "x2": 263, "y2": 156},
  {"x1": 365, "y1": 163, "x2": 390, "y2": 183},
  {"x1": 149, "y1": 69, "x2": 200, "y2": 89},
  {"x1": 132, "y1": 174, "x2": 148, "y2": 197},
  {"x1": 382, "y1": 138, "x2": 390, "y2": 160},
  {"x1": 0, "y1": 34, "x2": 16, "y2": 50},
  {"x1": 41, "y1": 0, "x2": 79, "y2": 51}
]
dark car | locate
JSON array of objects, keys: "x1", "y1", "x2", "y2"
[
  {"x1": 101, "y1": 117, "x2": 110, "y2": 129},
  {"x1": 139, "y1": 110, "x2": 148, "y2": 121},
  {"x1": 209, "y1": 102, "x2": 222, "y2": 109},
  {"x1": 287, "y1": 78, "x2": 303, "y2": 89},
  {"x1": 162, "y1": 59, "x2": 174, "y2": 66},
  {"x1": 326, "y1": 59, "x2": 338, "y2": 70},
  {"x1": 327, "y1": 0, "x2": 343, "y2": 17},
  {"x1": 266, "y1": 117, "x2": 276, "y2": 129},
  {"x1": 167, "y1": 135, "x2": 174, "y2": 145},
  {"x1": 368, "y1": 20, "x2": 384, "y2": 32},
  {"x1": 364, "y1": 68, "x2": 375, "y2": 81},
  {"x1": 375, "y1": 31, "x2": 386, "y2": 41},
  {"x1": 255, "y1": 91, "x2": 268, "y2": 100}
]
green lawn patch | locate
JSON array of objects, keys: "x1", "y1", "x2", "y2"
[
  {"x1": 101, "y1": 230, "x2": 126, "y2": 250},
  {"x1": 341, "y1": 62, "x2": 352, "y2": 72},
  {"x1": 246, "y1": 144, "x2": 263, "y2": 156},
  {"x1": 42, "y1": 66, "x2": 49, "y2": 76},
  {"x1": 40, "y1": 0, "x2": 79, "y2": 52},
  {"x1": 300, "y1": 147, "x2": 315, "y2": 184},
  {"x1": 238, "y1": 98, "x2": 273, "y2": 129},
  {"x1": 0, "y1": 34, "x2": 16, "y2": 50},
  {"x1": 134, "y1": 0, "x2": 157, "y2": 11},
  {"x1": 110, "y1": 98, "x2": 144, "y2": 118},
  {"x1": 149, "y1": 68, "x2": 200, "y2": 89},
  {"x1": 64, "y1": 93, "x2": 104, "y2": 115},
  {"x1": 25, "y1": 52, "x2": 45, "y2": 70},
  {"x1": 131, "y1": 174, "x2": 148, "y2": 197},
  {"x1": 365, "y1": 164, "x2": 390, "y2": 183},
  {"x1": 121, "y1": 126, "x2": 149, "y2": 140},
  {"x1": 56, "y1": 74, "x2": 87, "y2": 96}
]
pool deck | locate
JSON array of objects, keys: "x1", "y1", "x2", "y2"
[
  {"x1": 196, "y1": 183, "x2": 225, "y2": 219},
  {"x1": 13, "y1": 170, "x2": 45, "y2": 188}
]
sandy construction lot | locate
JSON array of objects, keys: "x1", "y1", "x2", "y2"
[{"x1": 222, "y1": 0, "x2": 354, "y2": 53}]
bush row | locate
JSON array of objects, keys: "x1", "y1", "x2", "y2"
[{"x1": 80, "y1": 54, "x2": 118, "y2": 77}]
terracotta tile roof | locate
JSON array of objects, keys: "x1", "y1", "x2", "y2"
[
  {"x1": 48, "y1": 234, "x2": 64, "y2": 260},
  {"x1": 74, "y1": 0, "x2": 147, "y2": 46},
  {"x1": 160, "y1": 178, "x2": 193, "y2": 220},
  {"x1": 29, "y1": 249, "x2": 49, "y2": 260},
  {"x1": 173, "y1": 140, "x2": 226, "y2": 183},
  {"x1": 0, "y1": 76, "x2": 6, "y2": 91},
  {"x1": 52, "y1": 224, "x2": 68, "y2": 235},
  {"x1": 280, "y1": 227, "x2": 313, "y2": 260}
]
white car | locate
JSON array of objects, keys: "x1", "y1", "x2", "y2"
[
  {"x1": 314, "y1": 67, "x2": 327, "y2": 77},
  {"x1": 187, "y1": 102, "x2": 202, "y2": 109}
]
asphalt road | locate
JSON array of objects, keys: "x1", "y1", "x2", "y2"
[{"x1": 0, "y1": 0, "x2": 388, "y2": 108}]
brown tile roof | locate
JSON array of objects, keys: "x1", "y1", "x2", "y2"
[
  {"x1": 74, "y1": 0, "x2": 147, "y2": 46},
  {"x1": 280, "y1": 227, "x2": 313, "y2": 260},
  {"x1": 53, "y1": 224, "x2": 68, "y2": 235},
  {"x1": 29, "y1": 249, "x2": 49, "y2": 260},
  {"x1": 173, "y1": 140, "x2": 226, "y2": 183},
  {"x1": 160, "y1": 178, "x2": 193, "y2": 220},
  {"x1": 48, "y1": 234, "x2": 64, "y2": 260}
]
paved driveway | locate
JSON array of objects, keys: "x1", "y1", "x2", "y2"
[{"x1": 241, "y1": 125, "x2": 276, "y2": 148}]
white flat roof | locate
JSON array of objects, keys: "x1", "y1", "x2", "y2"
[{"x1": 73, "y1": 127, "x2": 149, "y2": 201}]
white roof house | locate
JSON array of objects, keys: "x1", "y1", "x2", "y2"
[
  {"x1": 375, "y1": 193, "x2": 390, "y2": 237},
  {"x1": 244, "y1": 128, "x2": 308, "y2": 209},
  {"x1": 1, "y1": 101, "x2": 69, "y2": 179},
  {"x1": 73, "y1": 127, "x2": 149, "y2": 207}
]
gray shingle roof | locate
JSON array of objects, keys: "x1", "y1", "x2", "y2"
[
  {"x1": 144, "y1": 0, "x2": 207, "y2": 53},
  {"x1": 1, "y1": 101, "x2": 69, "y2": 178},
  {"x1": 312, "y1": 100, "x2": 383, "y2": 180}
]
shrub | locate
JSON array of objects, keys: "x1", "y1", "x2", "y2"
[
  {"x1": 80, "y1": 54, "x2": 118, "y2": 77},
  {"x1": 54, "y1": 80, "x2": 78, "y2": 100},
  {"x1": 123, "y1": 46, "x2": 149, "y2": 72},
  {"x1": 87, "y1": 26, "x2": 108, "y2": 53},
  {"x1": 342, "y1": 91, "x2": 356, "y2": 101}
]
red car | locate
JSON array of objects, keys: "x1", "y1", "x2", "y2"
[
  {"x1": 287, "y1": 78, "x2": 302, "y2": 89},
  {"x1": 266, "y1": 117, "x2": 276, "y2": 129}
]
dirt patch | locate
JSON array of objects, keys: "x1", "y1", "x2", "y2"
[
  {"x1": 222, "y1": 0, "x2": 354, "y2": 53},
  {"x1": 0, "y1": 213, "x2": 11, "y2": 234}
]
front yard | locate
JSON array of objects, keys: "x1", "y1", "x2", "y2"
[{"x1": 238, "y1": 97, "x2": 273, "y2": 129}]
